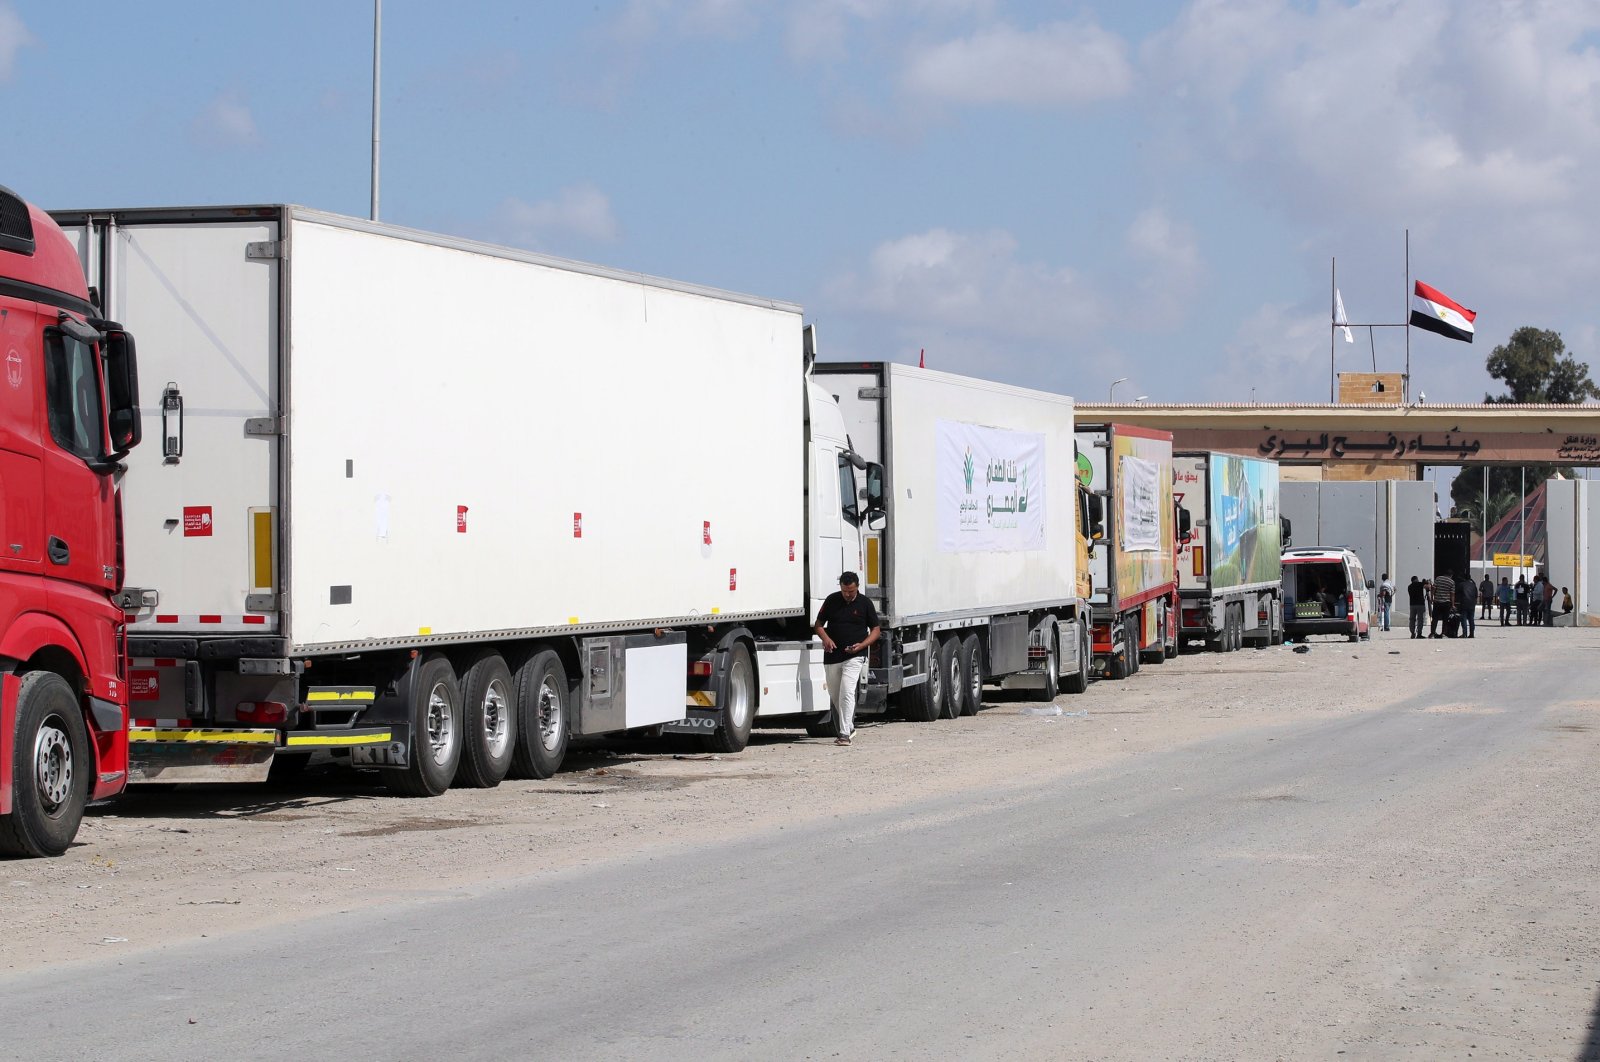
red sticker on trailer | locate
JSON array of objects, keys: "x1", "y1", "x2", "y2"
[
  {"x1": 457, "y1": 505, "x2": 469, "y2": 533},
  {"x1": 183, "y1": 506, "x2": 213, "y2": 537},
  {"x1": 788, "y1": 540, "x2": 795, "y2": 561},
  {"x1": 729, "y1": 568, "x2": 737, "y2": 591},
  {"x1": 703, "y1": 521, "x2": 712, "y2": 546},
  {"x1": 573, "y1": 512, "x2": 582, "y2": 538},
  {"x1": 130, "y1": 671, "x2": 160, "y2": 701}
]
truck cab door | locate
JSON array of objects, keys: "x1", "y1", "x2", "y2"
[{"x1": 38, "y1": 321, "x2": 115, "y2": 596}]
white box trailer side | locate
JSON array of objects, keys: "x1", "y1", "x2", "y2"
[
  {"x1": 1173, "y1": 451, "x2": 1284, "y2": 650},
  {"x1": 54, "y1": 204, "x2": 815, "y2": 792},
  {"x1": 814, "y1": 362, "x2": 1091, "y2": 719},
  {"x1": 284, "y1": 214, "x2": 803, "y2": 648}
]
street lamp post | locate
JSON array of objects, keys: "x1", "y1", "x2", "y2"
[{"x1": 1109, "y1": 377, "x2": 1128, "y2": 403}]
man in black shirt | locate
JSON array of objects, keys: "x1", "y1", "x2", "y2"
[
  {"x1": 1406, "y1": 576, "x2": 1426, "y2": 638},
  {"x1": 814, "y1": 571, "x2": 880, "y2": 746}
]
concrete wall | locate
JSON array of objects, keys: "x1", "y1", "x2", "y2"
[{"x1": 1283, "y1": 481, "x2": 1437, "y2": 617}]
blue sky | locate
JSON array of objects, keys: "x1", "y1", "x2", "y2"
[{"x1": 4, "y1": 1, "x2": 1597, "y2": 405}]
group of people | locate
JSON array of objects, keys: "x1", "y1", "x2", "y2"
[{"x1": 1378, "y1": 570, "x2": 1572, "y2": 639}]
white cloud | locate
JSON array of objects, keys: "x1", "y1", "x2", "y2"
[
  {"x1": 783, "y1": 0, "x2": 995, "y2": 63},
  {"x1": 190, "y1": 91, "x2": 260, "y2": 149},
  {"x1": 828, "y1": 227, "x2": 1104, "y2": 344},
  {"x1": 901, "y1": 18, "x2": 1134, "y2": 106},
  {"x1": 1124, "y1": 207, "x2": 1203, "y2": 330},
  {"x1": 0, "y1": 4, "x2": 35, "y2": 81},
  {"x1": 497, "y1": 184, "x2": 621, "y2": 248}
]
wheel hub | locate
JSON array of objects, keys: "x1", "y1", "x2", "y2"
[
  {"x1": 425, "y1": 682, "x2": 455, "y2": 766},
  {"x1": 33, "y1": 719, "x2": 73, "y2": 814},
  {"x1": 538, "y1": 679, "x2": 564, "y2": 753}
]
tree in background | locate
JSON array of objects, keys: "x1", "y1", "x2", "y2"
[{"x1": 1450, "y1": 327, "x2": 1599, "y2": 526}]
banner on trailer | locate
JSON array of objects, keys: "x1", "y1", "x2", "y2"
[
  {"x1": 1119, "y1": 455, "x2": 1161, "y2": 552},
  {"x1": 937, "y1": 419, "x2": 1047, "y2": 553},
  {"x1": 1208, "y1": 453, "x2": 1281, "y2": 590}
]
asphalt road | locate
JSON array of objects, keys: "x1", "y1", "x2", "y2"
[{"x1": 5, "y1": 647, "x2": 1599, "y2": 1061}]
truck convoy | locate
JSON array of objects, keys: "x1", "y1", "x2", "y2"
[
  {"x1": 1174, "y1": 452, "x2": 1286, "y2": 651},
  {"x1": 47, "y1": 204, "x2": 1092, "y2": 803},
  {"x1": 0, "y1": 186, "x2": 143, "y2": 855},
  {"x1": 1074, "y1": 423, "x2": 1180, "y2": 678}
]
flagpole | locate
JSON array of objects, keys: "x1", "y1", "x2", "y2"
[
  {"x1": 1330, "y1": 257, "x2": 1337, "y2": 402},
  {"x1": 1403, "y1": 229, "x2": 1411, "y2": 402}
]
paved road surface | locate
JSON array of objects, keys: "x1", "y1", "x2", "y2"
[{"x1": 4, "y1": 648, "x2": 1598, "y2": 1060}]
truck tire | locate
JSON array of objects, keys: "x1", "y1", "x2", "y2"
[
  {"x1": 803, "y1": 712, "x2": 837, "y2": 738},
  {"x1": 455, "y1": 651, "x2": 516, "y2": 789},
  {"x1": 0, "y1": 672, "x2": 90, "y2": 858},
  {"x1": 510, "y1": 650, "x2": 570, "y2": 780},
  {"x1": 958, "y1": 634, "x2": 983, "y2": 716},
  {"x1": 705, "y1": 642, "x2": 755, "y2": 754},
  {"x1": 901, "y1": 645, "x2": 942, "y2": 722},
  {"x1": 1063, "y1": 623, "x2": 1090, "y2": 696},
  {"x1": 1269, "y1": 601, "x2": 1285, "y2": 646},
  {"x1": 380, "y1": 654, "x2": 462, "y2": 798},
  {"x1": 936, "y1": 636, "x2": 963, "y2": 720}
]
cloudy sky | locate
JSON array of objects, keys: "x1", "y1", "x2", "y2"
[{"x1": 5, "y1": 2, "x2": 1597, "y2": 404}]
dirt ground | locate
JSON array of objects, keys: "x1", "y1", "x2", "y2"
[{"x1": 0, "y1": 625, "x2": 1563, "y2": 973}]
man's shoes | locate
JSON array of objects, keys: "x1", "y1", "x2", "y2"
[{"x1": 835, "y1": 736, "x2": 852, "y2": 746}]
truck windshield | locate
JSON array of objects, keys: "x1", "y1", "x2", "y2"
[
  {"x1": 45, "y1": 329, "x2": 105, "y2": 462},
  {"x1": 837, "y1": 456, "x2": 860, "y2": 526}
]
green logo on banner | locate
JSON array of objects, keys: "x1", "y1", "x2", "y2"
[{"x1": 1076, "y1": 452, "x2": 1093, "y2": 487}]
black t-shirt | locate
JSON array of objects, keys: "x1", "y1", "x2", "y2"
[
  {"x1": 816, "y1": 591, "x2": 879, "y2": 664},
  {"x1": 1406, "y1": 581, "x2": 1425, "y2": 606}
]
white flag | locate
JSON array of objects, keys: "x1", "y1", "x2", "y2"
[{"x1": 1334, "y1": 288, "x2": 1354, "y2": 343}]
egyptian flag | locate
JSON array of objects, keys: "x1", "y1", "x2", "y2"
[{"x1": 1410, "y1": 281, "x2": 1476, "y2": 343}]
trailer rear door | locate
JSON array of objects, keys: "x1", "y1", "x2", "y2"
[{"x1": 57, "y1": 214, "x2": 281, "y2": 635}]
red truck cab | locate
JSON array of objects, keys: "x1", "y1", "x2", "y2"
[{"x1": 0, "y1": 185, "x2": 141, "y2": 856}]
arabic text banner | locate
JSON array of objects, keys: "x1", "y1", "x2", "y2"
[{"x1": 937, "y1": 419, "x2": 1047, "y2": 553}]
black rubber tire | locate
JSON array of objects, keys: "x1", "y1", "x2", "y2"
[
  {"x1": 704, "y1": 642, "x2": 755, "y2": 754},
  {"x1": 509, "y1": 650, "x2": 571, "y2": 780},
  {"x1": 380, "y1": 654, "x2": 463, "y2": 798},
  {"x1": 958, "y1": 634, "x2": 983, "y2": 716},
  {"x1": 1036, "y1": 633, "x2": 1061, "y2": 702},
  {"x1": 900, "y1": 646, "x2": 941, "y2": 722},
  {"x1": 0, "y1": 672, "x2": 91, "y2": 858},
  {"x1": 803, "y1": 712, "x2": 837, "y2": 738},
  {"x1": 266, "y1": 752, "x2": 312, "y2": 785},
  {"x1": 1269, "y1": 601, "x2": 1285, "y2": 646},
  {"x1": 455, "y1": 651, "x2": 516, "y2": 789},
  {"x1": 936, "y1": 636, "x2": 963, "y2": 720},
  {"x1": 1063, "y1": 623, "x2": 1090, "y2": 695}
]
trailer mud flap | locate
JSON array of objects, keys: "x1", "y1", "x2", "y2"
[
  {"x1": 661, "y1": 708, "x2": 719, "y2": 735},
  {"x1": 350, "y1": 725, "x2": 410, "y2": 767}
]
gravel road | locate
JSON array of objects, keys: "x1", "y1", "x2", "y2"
[{"x1": 2, "y1": 625, "x2": 1598, "y2": 1060}]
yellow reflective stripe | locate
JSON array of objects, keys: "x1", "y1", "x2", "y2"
[
  {"x1": 305, "y1": 689, "x2": 376, "y2": 703},
  {"x1": 689, "y1": 691, "x2": 715, "y2": 707},
  {"x1": 284, "y1": 731, "x2": 390, "y2": 747},
  {"x1": 251, "y1": 509, "x2": 275, "y2": 590},
  {"x1": 129, "y1": 727, "x2": 276, "y2": 744}
]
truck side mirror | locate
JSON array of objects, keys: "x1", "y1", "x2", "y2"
[
  {"x1": 1280, "y1": 516, "x2": 1292, "y2": 548},
  {"x1": 100, "y1": 328, "x2": 142, "y2": 455},
  {"x1": 867, "y1": 511, "x2": 886, "y2": 532},
  {"x1": 864, "y1": 462, "x2": 885, "y2": 514},
  {"x1": 1177, "y1": 506, "x2": 1193, "y2": 541},
  {"x1": 1088, "y1": 493, "x2": 1105, "y2": 540}
]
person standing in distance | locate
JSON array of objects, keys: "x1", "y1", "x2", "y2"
[
  {"x1": 814, "y1": 572, "x2": 880, "y2": 746},
  {"x1": 1406, "y1": 576, "x2": 1426, "y2": 639},
  {"x1": 1378, "y1": 573, "x2": 1395, "y2": 632}
]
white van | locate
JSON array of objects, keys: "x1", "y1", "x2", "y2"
[{"x1": 1281, "y1": 547, "x2": 1373, "y2": 642}]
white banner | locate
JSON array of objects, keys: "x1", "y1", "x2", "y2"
[
  {"x1": 937, "y1": 420, "x2": 1047, "y2": 553},
  {"x1": 1120, "y1": 454, "x2": 1160, "y2": 552}
]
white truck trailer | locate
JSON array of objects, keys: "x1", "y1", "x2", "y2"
[
  {"x1": 1173, "y1": 451, "x2": 1286, "y2": 650},
  {"x1": 52, "y1": 205, "x2": 862, "y2": 794},
  {"x1": 810, "y1": 362, "x2": 1093, "y2": 717}
]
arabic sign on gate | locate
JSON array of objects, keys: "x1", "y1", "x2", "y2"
[
  {"x1": 1258, "y1": 432, "x2": 1483, "y2": 461},
  {"x1": 937, "y1": 419, "x2": 1046, "y2": 553}
]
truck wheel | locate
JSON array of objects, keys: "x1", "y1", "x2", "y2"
[
  {"x1": 456, "y1": 652, "x2": 516, "y2": 789},
  {"x1": 380, "y1": 654, "x2": 462, "y2": 798},
  {"x1": 0, "y1": 672, "x2": 90, "y2": 858},
  {"x1": 899, "y1": 650, "x2": 941, "y2": 723},
  {"x1": 1063, "y1": 623, "x2": 1090, "y2": 695},
  {"x1": 803, "y1": 712, "x2": 837, "y2": 738},
  {"x1": 705, "y1": 643, "x2": 755, "y2": 754},
  {"x1": 936, "y1": 636, "x2": 963, "y2": 719},
  {"x1": 1270, "y1": 602, "x2": 1285, "y2": 646},
  {"x1": 510, "y1": 650, "x2": 570, "y2": 780},
  {"x1": 958, "y1": 634, "x2": 983, "y2": 716}
]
